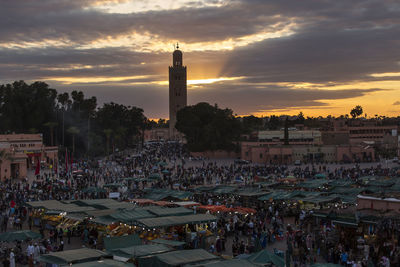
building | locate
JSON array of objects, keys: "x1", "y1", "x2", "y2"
[
  {"x1": 357, "y1": 195, "x2": 400, "y2": 211},
  {"x1": 241, "y1": 143, "x2": 375, "y2": 164},
  {"x1": 143, "y1": 128, "x2": 170, "y2": 142},
  {"x1": 241, "y1": 127, "x2": 375, "y2": 164},
  {"x1": 169, "y1": 44, "x2": 187, "y2": 139},
  {"x1": 0, "y1": 134, "x2": 58, "y2": 180},
  {"x1": 258, "y1": 130, "x2": 322, "y2": 145}
]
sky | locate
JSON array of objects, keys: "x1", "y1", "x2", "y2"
[{"x1": 1, "y1": 0, "x2": 400, "y2": 119}]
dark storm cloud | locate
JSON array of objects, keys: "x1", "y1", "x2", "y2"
[
  {"x1": 1, "y1": 0, "x2": 400, "y2": 116},
  {"x1": 0, "y1": 0, "x2": 288, "y2": 44},
  {"x1": 222, "y1": 24, "x2": 400, "y2": 83},
  {"x1": 1, "y1": 0, "x2": 399, "y2": 44},
  {"x1": 189, "y1": 82, "x2": 384, "y2": 115},
  {"x1": 0, "y1": 47, "x2": 169, "y2": 81}
]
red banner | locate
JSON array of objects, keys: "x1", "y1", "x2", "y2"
[{"x1": 34, "y1": 158, "x2": 40, "y2": 175}]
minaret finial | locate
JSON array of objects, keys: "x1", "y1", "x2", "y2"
[{"x1": 176, "y1": 42, "x2": 179, "y2": 50}]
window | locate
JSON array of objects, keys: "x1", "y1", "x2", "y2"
[{"x1": 260, "y1": 153, "x2": 263, "y2": 159}]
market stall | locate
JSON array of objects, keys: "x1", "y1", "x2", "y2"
[
  {"x1": 38, "y1": 248, "x2": 110, "y2": 266},
  {"x1": 71, "y1": 259, "x2": 135, "y2": 267},
  {"x1": 137, "y1": 249, "x2": 218, "y2": 267}
]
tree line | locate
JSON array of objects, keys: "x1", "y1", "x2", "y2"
[
  {"x1": 0, "y1": 81, "x2": 147, "y2": 157},
  {"x1": 176, "y1": 103, "x2": 398, "y2": 152},
  {"x1": 1, "y1": 81, "x2": 395, "y2": 155}
]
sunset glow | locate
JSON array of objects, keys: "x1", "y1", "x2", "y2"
[{"x1": 1, "y1": 0, "x2": 399, "y2": 119}]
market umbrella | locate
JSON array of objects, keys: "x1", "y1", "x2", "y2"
[
  {"x1": 247, "y1": 249, "x2": 285, "y2": 267},
  {"x1": 161, "y1": 169, "x2": 170, "y2": 174},
  {"x1": 0, "y1": 230, "x2": 42, "y2": 242},
  {"x1": 315, "y1": 173, "x2": 326, "y2": 179}
]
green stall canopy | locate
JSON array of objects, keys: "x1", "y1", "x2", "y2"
[
  {"x1": 138, "y1": 249, "x2": 218, "y2": 267},
  {"x1": 38, "y1": 248, "x2": 109, "y2": 266},
  {"x1": 137, "y1": 214, "x2": 217, "y2": 229},
  {"x1": 0, "y1": 230, "x2": 41, "y2": 242},
  {"x1": 151, "y1": 238, "x2": 186, "y2": 247},
  {"x1": 104, "y1": 234, "x2": 142, "y2": 251},
  {"x1": 110, "y1": 244, "x2": 172, "y2": 258},
  {"x1": 197, "y1": 259, "x2": 259, "y2": 267},
  {"x1": 144, "y1": 206, "x2": 193, "y2": 217},
  {"x1": 247, "y1": 249, "x2": 285, "y2": 267},
  {"x1": 71, "y1": 259, "x2": 135, "y2": 267}
]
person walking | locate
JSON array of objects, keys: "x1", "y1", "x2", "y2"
[{"x1": 9, "y1": 249, "x2": 15, "y2": 267}]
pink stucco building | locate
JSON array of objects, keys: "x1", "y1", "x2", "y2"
[
  {"x1": 0, "y1": 134, "x2": 58, "y2": 180},
  {"x1": 357, "y1": 195, "x2": 400, "y2": 211}
]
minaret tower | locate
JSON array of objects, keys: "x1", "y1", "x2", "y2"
[{"x1": 169, "y1": 43, "x2": 187, "y2": 139}]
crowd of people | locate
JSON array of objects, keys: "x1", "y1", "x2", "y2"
[{"x1": 0, "y1": 141, "x2": 399, "y2": 266}]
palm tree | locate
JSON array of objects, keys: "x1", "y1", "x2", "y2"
[
  {"x1": 103, "y1": 129, "x2": 113, "y2": 155},
  {"x1": 57, "y1": 93, "x2": 71, "y2": 146},
  {"x1": 44, "y1": 122, "x2": 58, "y2": 146},
  {"x1": 67, "y1": 126, "x2": 80, "y2": 155}
]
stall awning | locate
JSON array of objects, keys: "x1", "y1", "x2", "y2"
[
  {"x1": 247, "y1": 249, "x2": 285, "y2": 267},
  {"x1": 138, "y1": 249, "x2": 218, "y2": 267},
  {"x1": 151, "y1": 238, "x2": 186, "y2": 247},
  {"x1": 26, "y1": 200, "x2": 95, "y2": 213},
  {"x1": 234, "y1": 189, "x2": 269, "y2": 197},
  {"x1": 329, "y1": 187, "x2": 364, "y2": 195},
  {"x1": 144, "y1": 206, "x2": 193, "y2": 217},
  {"x1": 302, "y1": 195, "x2": 340, "y2": 204},
  {"x1": 137, "y1": 214, "x2": 217, "y2": 228},
  {"x1": 310, "y1": 263, "x2": 343, "y2": 267},
  {"x1": 110, "y1": 244, "x2": 172, "y2": 258},
  {"x1": 104, "y1": 234, "x2": 142, "y2": 251},
  {"x1": 210, "y1": 186, "x2": 237, "y2": 194},
  {"x1": 312, "y1": 212, "x2": 328, "y2": 219},
  {"x1": 65, "y1": 213, "x2": 87, "y2": 221},
  {"x1": 332, "y1": 219, "x2": 358, "y2": 228},
  {"x1": 108, "y1": 209, "x2": 155, "y2": 224},
  {"x1": 71, "y1": 259, "x2": 135, "y2": 267},
  {"x1": 144, "y1": 189, "x2": 193, "y2": 201},
  {"x1": 194, "y1": 259, "x2": 259, "y2": 267},
  {"x1": 38, "y1": 248, "x2": 108, "y2": 265},
  {"x1": 297, "y1": 179, "x2": 328, "y2": 189},
  {"x1": 91, "y1": 216, "x2": 116, "y2": 225},
  {"x1": 72, "y1": 199, "x2": 135, "y2": 210}
]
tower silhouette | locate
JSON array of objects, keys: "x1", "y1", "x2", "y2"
[{"x1": 169, "y1": 43, "x2": 187, "y2": 139}]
